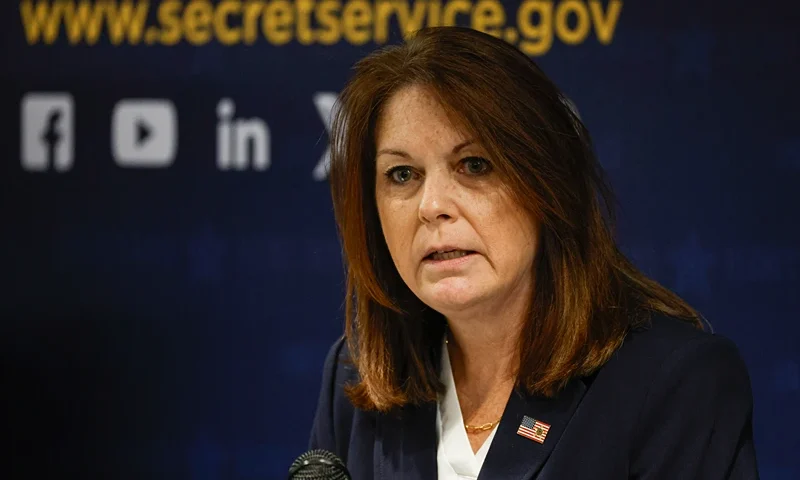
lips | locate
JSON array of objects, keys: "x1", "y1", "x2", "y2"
[{"x1": 423, "y1": 248, "x2": 477, "y2": 261}]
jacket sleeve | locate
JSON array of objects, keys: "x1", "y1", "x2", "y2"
[
  {"x1": 629, "y1": 335, "x2": 759, "y2": 479},
  {"x1": 308, "y1": 336, "x2": 354, "y2": 460}
]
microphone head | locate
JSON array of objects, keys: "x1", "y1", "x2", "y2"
[{"x1": 287, "y1": 449, "x2": 351, "y2": 480}]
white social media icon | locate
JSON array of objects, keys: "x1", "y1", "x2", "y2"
[
  {"x1": 216, "y1": 98, "x2": 271, "y2": 171},
  {"x1": 21, "y1": 92, "x2": 74, "y2": 172},
  {"x1": 312, "y1": 92, "x2": 337, "y2": 181},
  {"x1": 112, "y1": 99, "x2": 177, "y2": 167}
]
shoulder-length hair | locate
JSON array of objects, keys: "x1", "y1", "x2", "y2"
[{"x1": 327, "y1": 26, "x2": 701, "y2": 412}]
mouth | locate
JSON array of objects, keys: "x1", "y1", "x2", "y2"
[{"x1": 423, "y1": 249, "x2": 477, "y2": 262}]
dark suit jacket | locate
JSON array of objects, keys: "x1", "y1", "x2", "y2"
[{"x1": 308, "y1": 314, "x2": 758, "y2": 479}]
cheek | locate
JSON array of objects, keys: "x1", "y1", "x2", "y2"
[
  {"x1": 472, "y1": 191, "x2": 513, "y2": 234},
  {"x1": 377, "y1": 198, "x2": 417, "y2": 266},
  {"x1": 478, "y1": 193, "x2": 538, "y2": 261}
]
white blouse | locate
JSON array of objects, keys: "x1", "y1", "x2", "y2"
[{"x1": 436, "y1": 340, "x2": 499, "y2": 480}]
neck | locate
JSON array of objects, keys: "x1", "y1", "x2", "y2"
[{"x1": 445, "y1": 291, "x2": 529, "y2": 391}]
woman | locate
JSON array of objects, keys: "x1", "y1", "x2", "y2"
[{"x1": 309, "y1": 26, "x2": 757, "y2": 479}]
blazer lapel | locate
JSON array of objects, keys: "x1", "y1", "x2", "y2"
[
  {"x1": 374, "y1": 402, "x2": 437, "y2": 480},
  {"x1": 478, "y1": 377, "x2": 588, "y2": 480}
]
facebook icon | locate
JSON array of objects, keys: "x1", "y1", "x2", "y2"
[{"x1": 21, "y1": 93, "x2": 74, "y2": 172}]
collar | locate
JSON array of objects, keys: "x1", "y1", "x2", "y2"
[{"x1": 373, "y1": 341, "x2": 590, "y2": 480}]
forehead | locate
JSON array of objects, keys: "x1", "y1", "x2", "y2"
[{"x1": 375, "y1": 85, "x2": 470, "y2": 150}]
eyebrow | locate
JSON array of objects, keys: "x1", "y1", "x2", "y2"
[{"x1": 376, "y1": 140, "x2": 475, "y2": 159}]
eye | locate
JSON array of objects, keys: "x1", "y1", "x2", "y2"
[
  {"x1": 461, "y1": 156, "x2": 491, "y2": 175},
  {"x1": 385, "y1": 166, "x2": 417, "y2": 184}
]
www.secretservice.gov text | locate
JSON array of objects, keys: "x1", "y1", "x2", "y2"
[{"x1": 21, "y1": 0, "x2": 623, "y2": 56}]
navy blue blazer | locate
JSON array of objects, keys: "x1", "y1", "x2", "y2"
[{"x1": 308, "y1": 314, "x2": 758, "y2": 479}]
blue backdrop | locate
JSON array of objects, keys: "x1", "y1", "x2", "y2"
[{"x1": 3, "y1": 0, "x2": 798, "y2": 478}]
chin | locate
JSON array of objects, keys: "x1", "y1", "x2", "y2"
[{"x1": 419, "y1": 282, "x2": 486, "y2": 315}]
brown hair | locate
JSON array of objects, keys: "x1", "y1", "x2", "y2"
[{"x1": 328, "y1": 26, "x2": 702, "y2": 412}]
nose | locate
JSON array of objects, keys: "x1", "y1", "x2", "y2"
[{"x1": 418, "y1": 171, "x2": 457, "y2": 224}]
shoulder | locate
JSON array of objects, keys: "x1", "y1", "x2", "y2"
[
  {"x1": 604, "y1": 313, "x2": 754, "y2": 436},
  {"x1": 584, "y1": 313, "x2": 754, "y2": 429},
  {"x1": 308, "y1": 335, "x2": 362, "y2": 458},
  {"x1": 614, "y1": 313, "x2": 749, "y2": 376},
  {"x1": 609, "y1": 315, "x2": 758, "y2": 476},
  {"x1": 320, "y1": 334, "x2": 357, "y2": 380},
  {"x1": 323, "y1": 335, "x2": 361, "y2": 390},
  {"x1": 316, "y1": 333, "x2": 361, "y2": 410}
]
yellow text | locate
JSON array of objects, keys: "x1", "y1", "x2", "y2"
[{"x1": 20, "y1": 0, "x2": 623, "y2": 55}]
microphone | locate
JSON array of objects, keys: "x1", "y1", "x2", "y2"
[{"x1": 287, "y1": 449, "x2": 351, "y2": 480}]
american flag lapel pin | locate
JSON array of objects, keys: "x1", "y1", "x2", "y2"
[{"x1": 517, "y1": 415, "x2": 551, "y2": 444}]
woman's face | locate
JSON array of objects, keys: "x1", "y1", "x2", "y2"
[{"x1": 374, "y1": 85, "x2": 539, "y2": 318}]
